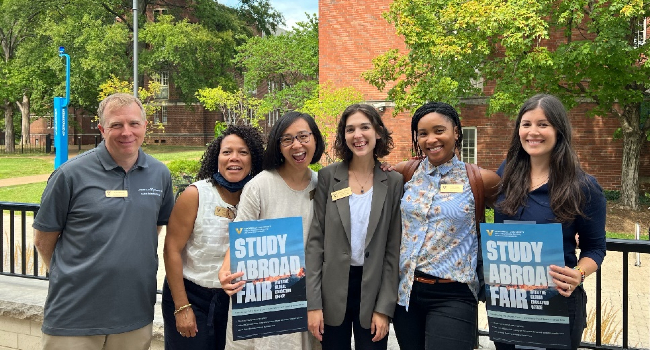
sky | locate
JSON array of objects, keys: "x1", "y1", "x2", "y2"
[{"x1": 219, "y1": 0, "x2": 318, "y2": 30}]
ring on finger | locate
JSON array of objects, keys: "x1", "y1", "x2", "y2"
[{"x1": 568, "y1": 284, "x2": 572, "y2": 291}]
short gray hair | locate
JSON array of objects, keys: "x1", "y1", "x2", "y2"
[{"x1": 97, "y1": 93, "x2": 146, "y2": 126}]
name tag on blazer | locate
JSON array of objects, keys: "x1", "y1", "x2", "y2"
[
  {"x1": 440, "y1": 184, "x2": 463, "y2": 193},
  {"x1": 331, "y1": 187, "x2": 352, "y2": 201}
]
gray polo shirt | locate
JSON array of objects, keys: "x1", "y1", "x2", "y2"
[{"x1": 33, "y1": 142, "x2": 174, "y2": 336}]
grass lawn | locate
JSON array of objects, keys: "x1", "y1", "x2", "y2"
[
  {"x1": 0, "y1": 182, "x2": 46, "y2": 204},
  {"x1": 0, "y1": 158, "x2": 53, "y2": 179},
  {"x1": 142, "y1": 145, "x2": 206, "y2": 163}
]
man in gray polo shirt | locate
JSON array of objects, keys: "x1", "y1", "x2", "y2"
[{"x1": 33, "y1": 93, "x2": 174, "y2": 350}]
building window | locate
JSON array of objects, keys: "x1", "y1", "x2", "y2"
[
  {"x1": 461, "y1": 127, "x2": 476, "y2": 164},
  {"x1": 153, "y1": 8, "x2": 168, "y2": 22},
  {"x1": 634, "y1": 18, "x2": 647, "y2": 48},
  {"x1": 267, "y1": 109, "x2": 281, "y2": 127},
  {"x1": 154, "y1": 106, "x2": 168, "y2": 124},
  {"x1": 86, "y1": 115, "x2": 99, "y2": 129},
  {"x1": 154, "y1": 71, "x2": 169, "y2": 99}
]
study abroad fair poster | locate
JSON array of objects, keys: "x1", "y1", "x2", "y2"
[
  {"x1": 480, "y1": 223, "x2": 571, "y2": 349},
  {"x1": 229, "y1": 217, "x2": 307, "y2": 340}
]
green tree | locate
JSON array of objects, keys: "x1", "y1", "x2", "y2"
[
  {"x1": 364, "y1": 0, "x2": 650, "y2": 209},
  {"x1": 234, "y1": 14, "x2": 318, "y2": 113},
  {"x1": 0, "y1": 0, "x2": 51, "y2": 152},
  {"x1": 300, "y1": 81, "x2": 364, "y2": 162},
  {"x1": 196, "y1": 86, "x2": 266, "y2": 128},
  {"x1": 140, "y1": 15, "x2": 237, "y2": 103}
]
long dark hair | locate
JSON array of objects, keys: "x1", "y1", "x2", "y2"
[
  {"x1": 197, "y1": 125, "x2": 264, "y2": 185},
  {"x1": 263, "y1": 111, "x2": 325, "y2": 170},
  {"x1": 410, "y1": 102, "x2": 463, "y2": 158},
  {"x1": 497, "y1": 94, "x2": 587, "y2": 222},
  {"x1": 334, "y1": 104, "x2": 394, "y2": 161}
]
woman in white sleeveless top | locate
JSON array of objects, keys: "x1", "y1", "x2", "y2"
[
  {"x1": 218, "y1": 112, "x2": 326, "y2": 350},
  {"x1": 162, "y1": 125, "x2": 264, "y2": 350}
]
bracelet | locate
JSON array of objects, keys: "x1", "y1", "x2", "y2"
[
  {"x1": 174, "y1": 304, "x2": 192, "y2": 316},
  {"x1": 573, "y1": 266, "x2": 585, "y2": 285}
]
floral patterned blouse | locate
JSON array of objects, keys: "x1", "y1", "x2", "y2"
[{"x1": 398, "y1": 155, "x2": 479, "y2": 309}]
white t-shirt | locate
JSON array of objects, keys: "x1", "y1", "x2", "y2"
[{"x1": 349, "y1": 187, "x2": 373, "y2": 266}]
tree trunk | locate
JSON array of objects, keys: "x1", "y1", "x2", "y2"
[
  {"x1": 619, "y1": 105, "x2": 644, "y2": 210},
  {"x1": 4, "y1": 102, "x2": 15, "y2": 153},
  {"x1": 17, "y1": 94, "x2": 30, "y2": 145}
]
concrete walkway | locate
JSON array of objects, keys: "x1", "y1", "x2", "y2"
[{"x1": 0, "y1": 174, "x2": 50, "y2": 188}]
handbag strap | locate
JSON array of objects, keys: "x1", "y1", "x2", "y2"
[
  {"x1": 401, "y1": 158, "x2": 422, "y2": 183},
  {"x1": 465, "y1": 163, "x2": 485, "y2": 226}
]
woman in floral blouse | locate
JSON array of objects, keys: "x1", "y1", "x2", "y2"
[{"x1": 392, "y1": 102, "x2": 500, "y2": 350}]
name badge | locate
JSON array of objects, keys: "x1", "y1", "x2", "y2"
[
  {"x1": 331, "y1": 187, "x2": 352, "y2": 201},
  {"x1": 105, "y1": 190, "x2": 128, "y2": 198},
  {"x1": 440, "y1": 184, "x2": 463, "y2": 193},
  {"x1": 214, "y1": 206, "x2": 235, "y2": 220}
]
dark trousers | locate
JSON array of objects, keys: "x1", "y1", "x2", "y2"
[
  {"x1": 321, "y1": 266, "x2": 388, "y2": 350},
  {"x1": 393, "y1": 275, "x2": 477, "y2": 350},
  {"x1": 494, "y1": 285, "x2": 587, "y2": 350},
  {"x1": 162, "y1": 278, "x2": 230, "y2": 350}
]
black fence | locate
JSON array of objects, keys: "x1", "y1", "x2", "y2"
[
  {"x1": 1, "y1": 201, "x2": 649, "y2": 349},
  {"x1": 0, "y1": 135, "x2": 52, "y2": 154},
  {"x1": 0, "y1": 134, "x2": 101, "y2": 154}
]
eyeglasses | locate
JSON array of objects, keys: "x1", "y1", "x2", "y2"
[{"x1": 279, "y1": 132, "x2": 312, "y2": 147}]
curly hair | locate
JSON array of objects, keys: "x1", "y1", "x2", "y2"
[
  {"x1": 410, "y1": 102, "x2": 463, "y2": 158},
  {"x1": 197, "y1": 125, "x2": 265, "y2": 186},
  {"x1": 263, "y1": 111, "x2": 325, "y2": 170},
  {"x1": 334, "y1": 104, "x2": 394, "y2": 161},
  {"x1": 497, "y1": 94, "x2": 590, "y2": 223}
]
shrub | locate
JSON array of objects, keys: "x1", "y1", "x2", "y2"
[
  {"x1": 167, "y1": 159, "x2": 201, "y2": 198},
  {"x1": 309, "y1": 163, "x2": 323, "y2": 172}
]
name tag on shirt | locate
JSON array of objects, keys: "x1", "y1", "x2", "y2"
[
  {"x1": 331, "y1": 187, "x2": 352, "y2": 201},
  {"x1": 440, "y1": 184, "x2": 463, "y2": 193},
  {"x1": 214, "y1": 206, "x2": 235, "y2": 220},
  {"x1": 105, "y1": 190, "x2": 128, "y2": 198}
]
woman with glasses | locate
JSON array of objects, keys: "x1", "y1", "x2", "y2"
[
  {"x1": 162, "y1": 125, "x2": 264, "y2": 350},
  {"x1": 218, "y1": 111, "x2": 326, "y2": 350},
  {"x1": 305, "y1": 104, "x2": 402, "y2": 350}
]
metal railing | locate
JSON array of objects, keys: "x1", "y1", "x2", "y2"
[
  {"x1": 0, "y1": 202, "x2": 45, "y2": 280},
  {"x1": 2, "y1": 201, "x2": 649, "y2": 349}
]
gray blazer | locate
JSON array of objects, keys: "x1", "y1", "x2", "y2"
[{"x1": 306, "y1": 160, "x2": 403, "y2": 328}]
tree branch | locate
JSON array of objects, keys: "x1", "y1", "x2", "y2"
[{"x1": 101, "y1": 2, "x2": 133, "y2": 31}]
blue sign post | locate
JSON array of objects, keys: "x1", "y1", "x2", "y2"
[{"x1": 54, "y1": 46, "x2": 71, "y2": 169}]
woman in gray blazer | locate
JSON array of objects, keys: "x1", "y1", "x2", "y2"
[{"x1": 305, "y1": 104, "x2": 403, "y2": 350}]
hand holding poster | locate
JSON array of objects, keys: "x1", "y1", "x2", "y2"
[
  {"x1": 481, "y1": 223, "x2": 571, "y2": 349},
  {"x1": 229, "y1": 217, "x2": 307, "y2": 340}
]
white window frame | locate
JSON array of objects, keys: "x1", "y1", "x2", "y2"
[
  {"x1": 154, "y1": 106, "x2": 168, "y2": 124},
  {"x1": 634, "y1": 18, "x2": 647, "y2": 48},
  {"x1": 267, "y1": 109, "x2": 281, "y2": 127},
  {"x1": 154, "y1": 71, "x2": 169, "y2": 99},
  {"x1": 461, "y1": 127, "x2": 477, "y2": 164}
]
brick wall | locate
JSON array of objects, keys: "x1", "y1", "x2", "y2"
[
  {"x1": 146, "y1": 104, "x2": 222, "y2": 146},
  {"x1": 319, "y1": 0, "x2": 649, "y2": 191}
]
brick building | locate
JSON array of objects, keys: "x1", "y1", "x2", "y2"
[
  {"x1": 319, "y1": 0, "x2": 650, "y2": 190},
  {"x1": 29, "y1": 2, "x2": 227, "y2": 148}
]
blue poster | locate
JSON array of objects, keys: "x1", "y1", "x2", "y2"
[
  {"x1": 480, "y1": 223, "x2": 571, "y2": 349},
  {"x1": 228, "y1": 217, "x2": 307, "y2": 340}
]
